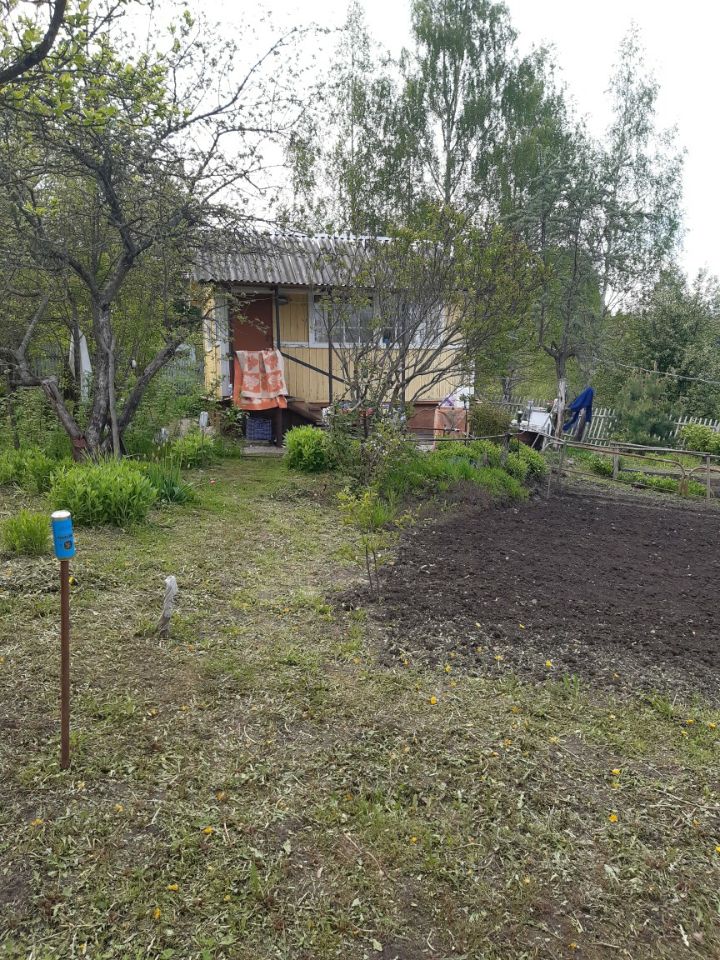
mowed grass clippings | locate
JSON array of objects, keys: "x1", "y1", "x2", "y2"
[{"x1": 0, "y1": 458, "x2": 717, "y2": 960}]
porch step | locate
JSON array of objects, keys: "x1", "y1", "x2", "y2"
[{"x1": 287, "y1": 399, "x2": 324, "y2": 424}]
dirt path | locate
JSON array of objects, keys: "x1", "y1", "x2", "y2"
[{"x1": 374, "y1": 487, "x2": 720, "y2": 698}]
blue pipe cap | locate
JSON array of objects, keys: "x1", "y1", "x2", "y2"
[{"x1": 51, "y1": 510, "x2": 76, "y2": 560}]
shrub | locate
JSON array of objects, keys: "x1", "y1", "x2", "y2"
[
  {"x1": 473, "y1": 466, "x2": 526, "y2": 501},
  {"x1": 0, "y1": 448, "x2": 63, "y2": 492},
  {"x1": 142, "y1": 461, "x2": 197, "y2": 504},
  {"x1": 468, "y1": 439, "x2": 502, "y2": 467},
  {"x1": 168, "y1": 430, "x2": 216, "y2": 469},
  {"x1": 2, "y1": 511, "x2": 50, "y2": 556},
  {"x1": 50, "y1": 460, "x2": 157, "y2": 526},
  {"x1": 680, "y1": 423, "x2": 720, "y2": 455},
  {"x1": 588, "y1": 453, "x2": 614, "y2": 477},
  {"x1": 504, "y1": 451, "x2": 530, "y2": 482},
  {"x1": 284, "y1": 426, "x2": 332, "y2": 472},
  {"x1": 513, "y1": 442, "x2": 548, "y2": 480},
  {"x1": 468, "y1": 402, "x2": 511, "y2": 439}
]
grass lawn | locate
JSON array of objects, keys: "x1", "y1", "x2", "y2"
[{"x1": 1, "y1": 458, "x2": 719, "y2": 959}]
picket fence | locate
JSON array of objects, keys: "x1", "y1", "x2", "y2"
[{"x1": 491, "y1": 396, "x2": 720, "y2": 447}]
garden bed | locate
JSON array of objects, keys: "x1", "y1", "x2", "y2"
[{"x1": 373, "y1": 484, "x2": 720, "y2": 699}]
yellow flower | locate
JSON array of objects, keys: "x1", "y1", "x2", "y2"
[
  {"x1": 202, "y1": 826, "x2": 214, "y2": 836},
  {"x1": 522, "y1": 875, "x2": 531, "y2": 885},
  {"x1": 519, "y1": 623, "x2": 526, "y2": 630},
  {"x1": 114, "y1": 803, "x2": 124, "y2": 813},
  {"x1": 494, "y1": 654, "x2": 504, "y2": 662},
  {"x1": 545, "y1": 660, "x2": 553, "y2": 669},
  {"x1": 166, "y1": 883, "x2": 179, "y2": 892},
  {"x1": 152, "y1": 907, "x2": 161, "y2": 920},
  {"x1": 548, "y1": 736, "x2": 559, "y2": 744},
  {"x1": 610, "y1": 768, "x2": 621, "y2": 776},
  {"x1": 444, "y1": 664, "x2": 451, "y2": 673},
  {"x1": 511, "y1": 706, "x2": 520, "y2": 714},
  {"x1": 30, "y1": 818, "x2": 44, "y2": 827},
  {"x1": 216, "y1": 790, "x2": 228, "y2": 802},
  {"x1": 685, "y1": 718, "x2": 696, "y2": 725},
  {"x1": 608, "y1": 813, "x2": 618, "y2": 823},
  {"x1": 568, "y1": 943, "x2": 578, "y2": 951},
  {"x1": 707, "y1": 722, "x2": 717, "y2": 730},
  {"x1": 224, "y1": 894, "x2": 231, "y2": 902},
  {"x1": 429, "y1": 696, "x2": 438, "y2": 705},
  {"x1": 409, "y1": 836, "x2": 418, "y2": 844},
  {"x1": 180, "y1": 704, "x2": 189, "y2": 712},
  {"x1": 610, "y1": 781, "x2": 620, "y2": 789},
  {"x1": 503, "y1": 738, "x2": 513, "y2": 747},
  {"x1": 148, "y1": 707, "x2": 158, "y2": 717},
  {"x1": 449, "y1": 679, "x2": 457, "y2": 687},
  {"x1": 715, "y1": 846, "x2": 720, "y2": 855},
  {"x1": 402, "y1": 658, "x2": 409, "y2": 666}
]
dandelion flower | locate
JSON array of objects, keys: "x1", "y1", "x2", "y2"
[
  {"x1": 548, "y1": 736, "x2": 559, "y2": 744},
  {"x1": 216, "y1": 790, "x2": 228, "y2": 802},
  {"x1": 166, "y1": 883, "x2": 179, "y2": 892},
  {"x1": 511, "y1": 706, "x2": 520, "y2": 714},
  {"x1": 494, "y1": 654, "x2": 504, "y2": 662},
  {"x1": 610, "y1": 781, "x2": 620, "y2": 789},
  {"x1": 608, "y1": 813, "x2": 618, "y2": 823},
  {"x1": 444, "y1": 664, "x2": 451, "y2": 674},
  {"x1": 202, "y1": 826, "x2": 214, "y2": 836},
  {"x1": 611, "y1": 768, "x2": 621, "y2": 776},
  {"x1": 715, "y1": 846, "x2": 720, "y2": 855},
  {"x1": 114, "y1": 803, "x2": 124, "y2": 813},
  {"x1": 707, "y1": 722, "x2": 717, "y2": 730},
  {"x1": 30, "y1": 818, "x2": 44, "y2": 828},
  {"x1": 429, "y1": 696, "x2": 438, "y2": 705},
  {"x1": 686, "y1": 718, "x2": 696, "y2": 725},
  {"x1": 522, "y1": 875, "x2": 531, "y2": 885},
  {"x1": 152, "y1": 907, "x2": 161, "y2": 920},
  {"x1": 545, "y1": 660, "x2": 553, "y2": 669},
  {"x1": 410, "y1": 836, "x2": 418, "y2": 844}
]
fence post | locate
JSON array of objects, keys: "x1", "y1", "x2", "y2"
[
  {"x1": 612, "y1": 452, "x2": 619, "y2": 480},
  {"x1": 706, "y1": 455, "x2": 711, "y2": 501},
  {"x1": 501, "y1": 432, "x2": 510, "y2": 466}
]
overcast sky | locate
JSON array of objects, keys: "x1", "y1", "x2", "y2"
[{"x1": 214, "y1": 0, "x2": 717, "y2": 279}]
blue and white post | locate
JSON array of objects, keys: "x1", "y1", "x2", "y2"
[{"x1": 51, "y1": 511, "x2": 76, "y2": 769}]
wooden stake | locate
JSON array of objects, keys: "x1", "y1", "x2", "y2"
[
  {"x1": 706, "y1": 455, "x2": 711, "y2": 501},
  {"x1": 59, "y1": 559, "x2": 71, "y2": 769}
]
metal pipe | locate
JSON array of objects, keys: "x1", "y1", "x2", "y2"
[{"x1": 60, "y1": 559, "x2": 70, "y2": 769}]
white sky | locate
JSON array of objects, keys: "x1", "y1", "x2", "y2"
[{"x1": 209, "y1": 0, "x2": 717, "y2": 279}]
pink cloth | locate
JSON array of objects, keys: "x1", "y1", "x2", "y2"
[{"x1": 233, "y1": 350, "x2": 288, "y2": 411}]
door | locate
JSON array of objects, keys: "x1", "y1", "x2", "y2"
[{"x1": 231, "y1": 295, "x2": 274, "y2": 352}]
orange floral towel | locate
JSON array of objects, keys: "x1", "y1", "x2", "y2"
[{"x1": 233, "y1": 350, "x2": 288, "y2": 411}]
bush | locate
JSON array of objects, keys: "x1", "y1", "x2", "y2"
[
  {"x1": 284, "y1": 426, "x2": 333, "y2": 472},
  {"x1": 513, "y1": 442, "x2": 548, "y2": 480},
  {"x1": 50, "y1": 460, "x2": 157, "y2": 526},
  {"x1": 468, "y1": 439, "x2": 502, "y2": 467},
  {"x1": 588, "y1": 453, "x2": 614, "y2": 477},
  {"x1": 468, "y1": 402, "x2": 512, "y2": 439},
  {"x1": 0, "y1": 448, "x2": 64, "y2": 493},
  {"x1": 680, "y1": 423, "x2": 720, "y2": 455},
  {"x1": 473, "y1": 466, "x2": 526, "y2": 501},
  {"x1": 141, "y1": 461, "x2": 197, "y2": 504},
  {"x1": 504, "y1": 451, "x2": 530, "y2": 482},
  {"x1": 168, "y1": 430, "x2": 216, "y2": 469},
  {"x1": 2, "y1": 511, "x2": 50, "y2": 556}
]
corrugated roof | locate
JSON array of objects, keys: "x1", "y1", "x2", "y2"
[{"x1": 193, "y1": 233, "x2": 390, "y2": 288}]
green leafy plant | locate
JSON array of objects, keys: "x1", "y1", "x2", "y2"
[
  {"x1": 168, "y1": 430, "x2": 217, "y2": 469},
  {"x1": 468, "y1": 402, "x2": 511, "y2": 439},
  {"x1": 2, "y1": 511, "x2": 50, "y2": 556},
  {"x1": 284, "y1": 426, "x2": 333, "y2": 472},
  {"x1": 0, "y1": 448, "x2": 65, "y2": 493},
  {"x1": 338, "y1": 488, "x2": 400, "y2": 596},
  {"x1": 50, "y1": 460, "x2": 157, "y2": 527},
  {"x1": 680, "y1": 423, "x2": 720, "y2": 455},
  {"x1": 512, "y1": 442, "x2": 548, "y2": 480},
  {"x1": 142, "y1": 461, "x2": 197, "y2": 504}
]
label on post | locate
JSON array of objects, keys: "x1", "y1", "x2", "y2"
[{"x1": 51, "y1": 510, "x2": 76, "y2": 559}]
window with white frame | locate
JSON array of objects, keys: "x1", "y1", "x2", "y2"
[
  {"x1": 309, "y1": 291, "x2": 377, "y2": 346},
  {"x1": 308, "y1": 290, "x2": 447, "y2": 348}
]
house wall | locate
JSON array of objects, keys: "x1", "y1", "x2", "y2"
[{"x1": 204, "y1": 286, "x2": 463, "y2": 405}]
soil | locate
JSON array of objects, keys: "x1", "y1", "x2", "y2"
[{"x1": 369, "y1": 485, "x2": 720, "y2": 700}]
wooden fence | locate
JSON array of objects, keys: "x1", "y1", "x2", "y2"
[{"x1": 488, "y1": 396, "x2": 720, "y2": 446}]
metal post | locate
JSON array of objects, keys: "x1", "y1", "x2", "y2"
[
  {"x1": 51, "y1": 510, "x2": 76, "y2": 771},
  {"x1": 706, "y1": 455, "x2": 711, "y2": 501},
  {"x1": 60, "y1": 559, "x2": 70, "y2": 769}
]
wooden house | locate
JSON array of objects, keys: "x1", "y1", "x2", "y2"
[{"x1": 196, "y1": 233, "x2": 465, "y2": 442}]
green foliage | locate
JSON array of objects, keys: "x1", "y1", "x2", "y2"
[
  {"x1": 587, "y1": 453, "x2": 614, "y2": 477},
  {"x1": 50, "y1": 460, "x2": 157, "y2": 527},
  {"x1": 614, "y1": 375, "x2": 676, "y2": 446},
  {"x1": 284, "y1": 426, "x2": 333, "y2": 473},
  {"x1": 0, "y1": 391, "x2": 71, "y2": 458},
  {"x1": 2, "y1": 511, "x2": 50, "y2": 556},
  {"x1": 123, "y1": 377, "x2": 210, "y2": 458},
  {"x1": 513, "y1": 441, "x2": 548, "y2": 480},
  {"x1": 680, "y1": 423, "x2": 720, "y2": 455},
  {"x1": 338, "y1": 487, "x2": 400, "y2": 596},
  {"x1": 141, "y1": 461, "x2": 197, "y2": 505},
  {"x1": 504, "y1": 451, "x2": 530, "y2": 482},
  {"x1": 168, "y1": 430, "x2": 216, "y2": 469},
  {"x1": 0, "y1": 448, "x2": 65, "y2": 493},
  {"x1": 469, "y1": 402, "x2": 512, "y2": 438}
]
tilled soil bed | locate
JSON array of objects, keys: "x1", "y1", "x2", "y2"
[{"x1": 371, "y1": 486, "x2": 720, "y2": 699}]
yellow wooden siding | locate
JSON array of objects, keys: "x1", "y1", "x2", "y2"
[
  {"x1": 201, "y1": 293, "x2": 223, "y2": 397},
  {"x1": 281, "y1": 346, "x2": 462, "y2": 404},
  {"x1": 203, "y1": 287, "x2": 461, "y2": 403}
]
